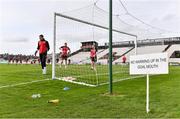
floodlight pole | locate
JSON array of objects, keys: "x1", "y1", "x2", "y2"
[
  {"x1": 52, "y1": 13, "x2": 56, "y2": 79},
  {"x1": 109, "y1": 0, "x2": 113, "y2": 94}
]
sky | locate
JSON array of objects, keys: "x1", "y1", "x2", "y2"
[{"x1": 0, "y1": 0, "x2": 180, "y2": 55}]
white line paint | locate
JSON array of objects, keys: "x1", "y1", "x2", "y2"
[
  {"x1": 98, "y1": 75, "x2": 145, "y2": 86},
  {"x1": 0, "y1": 79, "x2": 50, "y2": 89},
  {"x1": 55, "y1": 75, "x2": 144, "y2": 87},
  {"x1": 0, "y1": 75, "x2": 145, "y2": 89},
  {"x1": 56, "y1": 77, "x2": 97, "y2": 87}
]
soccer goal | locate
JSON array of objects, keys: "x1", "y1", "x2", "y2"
[{"x1": 52, "y1": 5, "x2": 139, "y2": 87}]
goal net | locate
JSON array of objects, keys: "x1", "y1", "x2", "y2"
[{"x1": 52, "y1": 5, "x2": 141, "y2": 87}]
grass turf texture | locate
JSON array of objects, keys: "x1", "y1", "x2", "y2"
[{"x1": 0, "y1": 64, "x2": 180, "y2": 118}]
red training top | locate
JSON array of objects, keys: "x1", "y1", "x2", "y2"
[
  {"x1": 37, "y1": 40, "x2": 49, "y2": 54},
  {"x1": 90, "y1": 49, "x2": 96, "y2": 58},
  {"x1": 61, "y1": 46, "x2": 70, "y2": 56}
]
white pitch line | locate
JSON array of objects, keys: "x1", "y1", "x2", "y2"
[
  {"x1": 98, "y1": 75, "x2": 145, "y2": 86},
  {"x1": 0, "y1": 75, "x2": 145, "y2": 89},
  {"x1": 56, "y1": 77, "x2": 97, "y2": 87},
  {"x1": 0, "y1": 79, "x2": 50, "y2": 89}
]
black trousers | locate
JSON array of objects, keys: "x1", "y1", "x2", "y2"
[{"x1": 40, "y1": 52, "x2": 47, "y2": 69}]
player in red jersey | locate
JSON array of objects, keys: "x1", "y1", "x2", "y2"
[
  {"x1": 35, "y1": 35, "x2": 50, "y2": 74},
  {"x1": 90, "y1": 45, "x2": 97, "y2": 70},
  {"x1": 122, "y1": 55, "x2": 127, "y2": 64},
  {"x1": 60, "y1": 43, "x2": 71, "y2": 68}
]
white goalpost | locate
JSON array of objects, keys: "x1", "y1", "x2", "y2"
[
  {"x1": 52, "y1": 13, "x2": 56, "y2": 80},
  {"x1": 52, "y1": 11, "x2": 138, "y2": 87}
]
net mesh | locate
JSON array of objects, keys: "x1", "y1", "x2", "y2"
[{"x1": 53, "y1": 4, "x2": 152, "y2": 86}]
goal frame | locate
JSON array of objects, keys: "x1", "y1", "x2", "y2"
[{"x1": 52, "y1": 12, "x2": 138, "y2": 86}]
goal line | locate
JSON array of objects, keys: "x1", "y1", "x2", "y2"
[{"x1": 54, "y1": 75, "x2": 144, "y2": 87}]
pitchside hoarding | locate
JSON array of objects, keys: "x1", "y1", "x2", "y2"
[
  {"x1": 0, "y1": 59, "x2": 8, "y2": 64},
  {"x1": 130, "y1": 53, "x2": 169, "y2": 75}
]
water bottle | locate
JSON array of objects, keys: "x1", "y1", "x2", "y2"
[
  {"x1": 31, "y1": 94, "x2": 41, "y2": 99},
  {"x1": 63, "y1": 87, "x2": 70, "y2": 91}
]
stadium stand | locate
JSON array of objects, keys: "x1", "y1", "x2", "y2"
[
  {"x1": 113, "y1": 47, "x2": 131, "y2": 56},
  {"x1": 97, "y1": 49, "x2": 109, "y2": 59},
  {"x1": 0, "y1": 54, "x2": 39, "y2": 64},
  {"x1": 70, "y1": 51, "x2": 90, "y2": 64},
  {"x1": 166, "y1": 44, "x2": 180, "y2": 63},
  {"x1": 1, "y1": 37, "x2": 179, "y2": 64},
  {"x1": 113, "y1": 47, "x2": 134, "y2": 63},
  {"x1": 137, "y1": 45, "x2": 167, "y2": 55},
  {"x1": 166, "y1": 44, "x2": 180, "y2": 57}
]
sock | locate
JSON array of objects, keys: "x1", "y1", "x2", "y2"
[{"x1": 43, "y1": 67, "x2": 46, "y2": 74}]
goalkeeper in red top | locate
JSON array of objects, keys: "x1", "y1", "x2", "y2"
[
  {"x1": 60, "y1": 43, "x2": 71, "y2": 68},
  {"x1": 35, "y1": 35, "x2": 50, "y2": 74},
  {"x1": 90, "y1": 45, "x2": 97, "y2": 70}
]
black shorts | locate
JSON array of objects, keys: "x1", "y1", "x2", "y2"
[
  {"x1": 91, "y1": 57, "x2": 97, "y2": 62},
  {"x1": 61, "y1": 55, "x2": 68, "y2": 60},
  {"x1": 40, "y1": 52, "x2": 47, "y2": 69}
]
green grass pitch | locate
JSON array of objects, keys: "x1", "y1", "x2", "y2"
[{"x1": 0, "y1": 64, "x2": 180, "y2": 118}]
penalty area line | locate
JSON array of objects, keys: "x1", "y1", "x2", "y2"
[{"x1": 0, "y1": 78, "x2": 50, "y2": 89}]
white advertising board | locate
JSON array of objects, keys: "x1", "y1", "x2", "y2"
[{"x1": 130, "y1": 53, "x2": 169, "y2": 75}]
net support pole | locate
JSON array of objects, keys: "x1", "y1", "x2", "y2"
[
  {"x1": 146, "y1": 74, "x2": 150, "y2": 113},
  {"x1": 109, "y1": 0, "x2": 113, "y2": 94},
  {"x1": 135, "y1": 36, "x2": 138, "y2": 55},
  {"x1": 52, "y1": 13, "x2": 56, "y2": 79}
]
